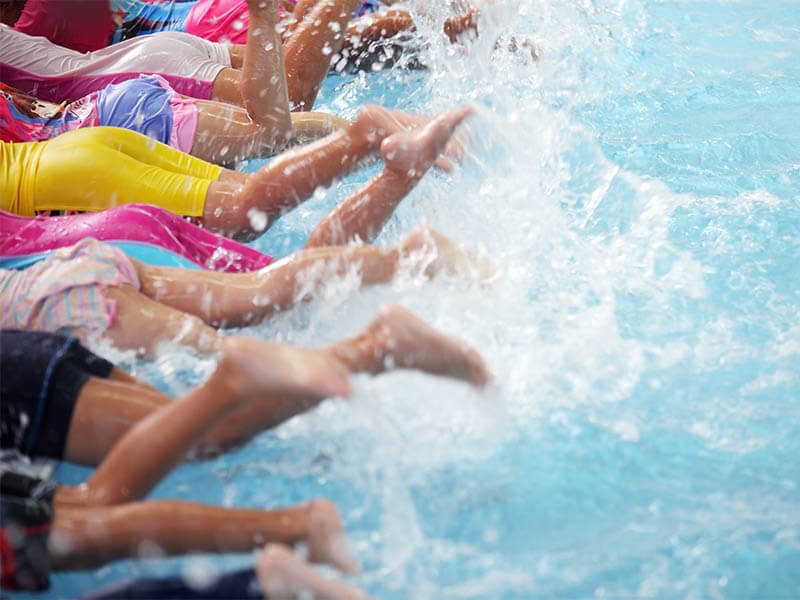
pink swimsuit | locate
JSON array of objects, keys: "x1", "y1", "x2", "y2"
[{"x1": 0, "y1": 206, "x2": 273, "y2": 273}]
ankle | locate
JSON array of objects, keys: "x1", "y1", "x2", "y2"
[{"x1": 327, "y1": 336, "x2": 380, "y2": 374}]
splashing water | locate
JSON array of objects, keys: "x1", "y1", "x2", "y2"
[{"x1": 50, "y1": 0, "x2": 799, "y2": 598}]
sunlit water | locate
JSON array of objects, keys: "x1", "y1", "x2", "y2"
[{"x1": 47, "y1": 1, "x2": 799, "y2": 598}]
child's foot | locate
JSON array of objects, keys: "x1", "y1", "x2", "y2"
[
  {"x1": 400, "y1": 226, "x2": 496, "y2": 283},
  {"x1": 365, "y1": 304, "x2": 491, "y2": 387},
  {"x1": 221, "y1": 337, "x2": 352, "y2": 401},
  {"x1": 257, "y1": 544, "x2": 368, "y2": 599},
  {"x1": 306, "y1": 499, "x2": 360, "y2": 575},
  {"x1": 379, "y1": 108, "x2": 473, "y2": 170},
  {"x1": 350, "y1": 104, "x2": 413, "y2": 148},
  {"x1": 380, "y1": 106, "x2": 473, "y2": 177},
  {"x1": 444, "y1": 7, "x2": 480, "y2": 43}
]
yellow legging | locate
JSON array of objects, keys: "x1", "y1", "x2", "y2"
[{"x1": 1, "y1": 127, "x2": 223, "y2": 217}]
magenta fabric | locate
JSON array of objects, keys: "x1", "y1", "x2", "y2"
[
  {"x1": 0, "y1": 206, "x2": 273, "y2": 273},
  {"x1": 185, "y1": 0, "x2": 249, "y2": 45},
  {"x1": 13, "y1": 0, "x2": 116, "y2": 53}
]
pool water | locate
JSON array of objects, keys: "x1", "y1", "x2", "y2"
[{"x1": 49, "y1": 0, "x2": 799, "y2": 598}]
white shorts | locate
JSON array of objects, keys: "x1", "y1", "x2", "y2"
[{"x1": 0, "y1": 24, "x2": 232, "y2": 101}]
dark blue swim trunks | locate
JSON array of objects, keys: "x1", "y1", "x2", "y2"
[
  {"x1": 0, "y1": 330, "x2": 114, "y2": 460},
  {"x1": 83, "y1": 567, "x2": 263, "y2": 599}
]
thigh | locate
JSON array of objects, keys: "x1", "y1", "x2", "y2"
[
  {"x1": 64, "y1": 377, "x2": 170, "y2": 466},
  {"x1": 74, "y1": 127, "x2": 222, "y2": 179},
  {"x1": 35, "y1": 128, "x2": 217, "y2": 216},
  {"x1": 193, "y1": 100, "x2": 275, "y2": 164},
  {"x1": 104, "y1": 284, "x2": 221, "y2": 355}
]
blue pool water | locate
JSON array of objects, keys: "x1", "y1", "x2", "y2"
[{"x1": 48, "y1": 0, "x2": 799, "y2": 598}]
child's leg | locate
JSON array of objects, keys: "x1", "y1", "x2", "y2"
[
  {"x1": 135, "y1": 245, "x2": 400, "y2": 326},
  {"x1": 33, "y1": 128, "x2": 220, "y2": 215},
  {"x1": 59, "y1": 337, "x2": 350, "y2": 507},
  {"x1": 62, "y1": 377, "x2": 171, "y2": 467},
  {"x1": 306, "y1": 105, "x2": 472, "y2": 247},
  {"x1": 191, "y1": 99, "x2": 274, "y2": 163},
  {"x1": 327, "y1": 304, "x2": 489, "y2": 385},
  {"x1": 200, "y1": 304, "x2": 490, "y2": 448},
  {"x1": 103, "y1": 284, "x2": 223, "y2": 355},
  {"x1": 202, "y1": 104, "x2": 408, "y2": 239},
  {"x1": 444, "y1": 7, "x2": 479, "y2": 43},
  {"x1": 240, "y1": 0, "x2": 291, "y2": 135},
  {"x1": 133, "y1": 225, "x2": 490, "y2": 328},
  {"x1": 283, "y1": 0, "x2": 363, "y2": 109},
  {"x1": 344, "y1": 9, "x2": 414, "y2": 52},
  {"x1": 83, "y1": 545, "x2": 366, "y2": 600},
  {"x1": 210, "y1": 0, "x2": 291, "y2": 137},
  {"x1": 192, "y1": 99, "x2": 348, "y2": 164},
  {"x1": 51, "y1": 498, "x2": 357, "y2": 574}
]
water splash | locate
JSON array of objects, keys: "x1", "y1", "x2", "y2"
[{"x1": 49, "y1": 0, "x2": 800, "y2": 598}]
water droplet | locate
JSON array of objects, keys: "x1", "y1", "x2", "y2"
[{"x1": 247, "y1": 207, "x2": 268, "y2": 232}]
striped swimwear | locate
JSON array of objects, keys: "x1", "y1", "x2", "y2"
[{"x1": 0, "y1": 239, "x2": 140, "y2": 341}]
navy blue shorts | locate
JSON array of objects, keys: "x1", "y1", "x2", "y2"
[
  {"x1": 83, "y1": 567, "x2": 263, "y2": 599},
  {"x1": 0, "y1": 330, "x2": 114, "y2": 459}
]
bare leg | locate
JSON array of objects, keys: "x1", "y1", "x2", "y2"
[
  {"x1": 306, "y1": 106, "x2": 473, "y2": 247},
  {"x1": 62, "y1": 377, "x2": 171, "y2": 467},
  {"x1": 283, "y1": 0, "x2": 362, "y2": 110},
  {"x1": 210, "y1": 67, "x2": 247, "y2": 107},
  {"x1": 444, "y1": 8, "x2": 479, "y2": 43},
  {"x1": 343, "y1": 10, "x2": 414, "y2": 55},
  {"x1": 65, "y1": 292, "x2": 488, "y2": 467},
  {"x1": 444, "y1": 8, "x2": 540, "y2": 60},
  {"x1": 241, "y1": 0, "x2": 291, "y2": 135},
  {"x1": 192, "y1": 100, "x2": 348, "y2": 164},
  {"x1": 257, "y1": 544, "x2": 367, "y2": 599},
  {"x1": 373, "y1": 106, "x2": 473, "y2": 168},
  {"x1": 328, "y1": 304, "x2": 490, "y2": 386},
  {"x1": 50, "y1": 499, "x2": 356, "y2": 574},
  {"x1": 287, "y1": 0, "x2": 320, "y2": 25},
  {"x1": 86, "y1": 231, "x2": 489, "y2": 356},
  {"x1": 103, "y1": 284, "x2": 222, "y2": 355},
  {"x1": 57, "y1": 337, "x2": 350, "y2": 507},
  {"x1": 134, "y1": 226, "x2": 490, "y2": 328},
  {"x1": 152, "y1": 298, "x2": 490, "y2": 452},
  {"x1": 203, "y1": 104, "x2": 411, "y2": 238},
  {"x1": 210, "y1": 0, "x2": 291, "y2": 140},
  {"x1": 290, "y1": 111, "x2": 351, "y2": 142},
  {"x1": 199, "y1": 303, "x2": 489, "y2": 449},
  {"x1": 193, "y1": 99, "x2": 278, "y2": 164}
]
